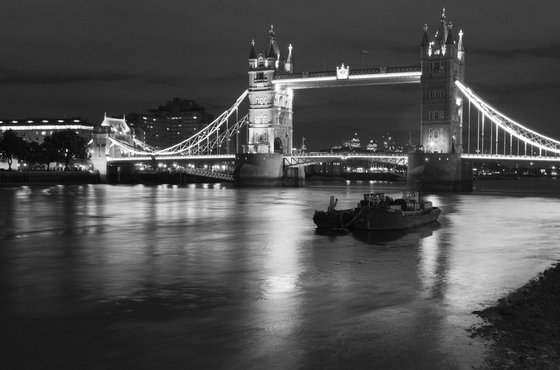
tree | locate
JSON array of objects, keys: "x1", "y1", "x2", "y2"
[
  {"x1": 41, "y1": 136, "x2": 61, "y2": 170},
  {"x1": 47, "y1": 130, "x2": 89, "y2": 170},
  {"x1": 0, "y1": 130, "x2": 26, "y2": 170},
  {"x1": 22, "y1": 141, "x2": 46, "y2": 169}
]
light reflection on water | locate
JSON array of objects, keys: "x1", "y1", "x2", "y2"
[{"x1": 1, "y1": 179, "x2": 560, "y2": 369}]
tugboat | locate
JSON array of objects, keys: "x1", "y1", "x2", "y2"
[{"x1": 313, "y1": 191, "x2": 440, "y2": 231}]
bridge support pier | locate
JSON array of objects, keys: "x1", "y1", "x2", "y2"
[
  {"x1": 282, "y1": 166, "x2": 306, "y2": 187},
  {"x1": 407, "y1": 152, "x2": 472, "y2": 192},
  {"x1": 234, "y1": 153, "x2": 305, "y2": 187}
]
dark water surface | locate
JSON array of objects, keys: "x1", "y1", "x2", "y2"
[{"x1": 1, "y1": 179, "x2": 560, "y2": 369}]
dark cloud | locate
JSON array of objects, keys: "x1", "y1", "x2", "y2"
[
  {"x1": 0, "y1": 70, "x2": 138, "y2": 85},
  {"x1": 1, "y1": 0, "x2": 559, "y2": 150},
  {"x1": 471, "y1": 45, "x2": 560, "y2": 60},
  {"x1": 0, "y1": 69, "x2": 246, "y2": 90},
  {"x1": 468, "y1": 81, "x2": 560, "y2": 97}
]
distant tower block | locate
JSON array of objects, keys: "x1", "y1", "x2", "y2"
[
  {"x1": 246, "y1": 25, "x2": 294, "y2": 155},
  {"x1": 420, "y1": 8, "x2": 466, "y2": 153}
]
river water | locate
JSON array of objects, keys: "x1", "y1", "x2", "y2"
[{"x1": 1, "y1": 179, "x2": 560, "y2": 369}]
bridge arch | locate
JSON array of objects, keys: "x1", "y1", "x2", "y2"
[{"x1": 274, "y1": 137, "x2": 283, "y2": 153}]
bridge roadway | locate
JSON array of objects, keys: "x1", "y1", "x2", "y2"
[
  {"x1": 105, "y1": 152, "x2": 560, "y2": 182},
  {"x1": 273, "y1": 65, "x2": 421, "y2": 89},
  {"x1": 107, "y1": 152, "x2": 560, "y2": 167},
  {"x1": 107, "y1": 153, "x2": 408, "y2": 165},
  {"x1": 463, "y1": 153, "x2": 560, "y2": 162}
]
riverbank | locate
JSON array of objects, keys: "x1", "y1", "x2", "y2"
[{"x1": 470, "y1": 262, "x2": 560, "y2": 369}]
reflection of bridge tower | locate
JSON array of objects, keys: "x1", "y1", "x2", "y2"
[
  {"x1": 246, "y1": 26, "x2": 294, "y2": 155},
  {"x1": 420, "y1": 9, "x2": 465, "y2": 154}
]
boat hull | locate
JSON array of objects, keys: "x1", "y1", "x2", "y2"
[
  {"x1": 352, "y1": 207, "x2": 441, "y2": 231},
  {"x1": 313, "y1": 209, "x2": 356, "y2": 230}
]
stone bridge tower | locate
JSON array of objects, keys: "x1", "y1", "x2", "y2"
[
  {"x1": 420, "y1": 9, "x2": 465, "y2": 154},
  {"x1": 246, "y1": 25, "x2": 294, "y2": 155},
  {"x1": 409, "y1": 9, "x2": 472, "y2": 192}
]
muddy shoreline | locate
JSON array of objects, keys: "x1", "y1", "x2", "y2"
[{"x1": 470, "y1": 261, "x2": 560, "y2": 369}]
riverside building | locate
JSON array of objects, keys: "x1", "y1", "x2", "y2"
[
  {"x1": 0, "y1": 117, "x2": 95, "y2": 143},
  {"x1": 127, "y1": 98, "x2": 214, "y2": 150}
]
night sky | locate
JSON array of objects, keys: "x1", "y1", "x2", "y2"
[{"x1": 1, "y1": 0, "x2": 559, "y2": 150}]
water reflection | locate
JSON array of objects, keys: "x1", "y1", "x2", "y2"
[
  {"x1": 352, "y1": 223, "x2": 439, "y2": 246},
  {"x1": 2, "y1": 182, "x2": 560, "y2": 369}
]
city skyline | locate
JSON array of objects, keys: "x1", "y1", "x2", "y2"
[{"x1": 1, "y1": 0, "x2": 559, "y2": 150}]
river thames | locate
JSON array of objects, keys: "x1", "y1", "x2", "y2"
[{"x1": 1, "y1": 179, "x2": 560, "y2": 369}]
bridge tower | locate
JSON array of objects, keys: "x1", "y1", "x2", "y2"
[
  {"x1": 235, "y1": 26, "x2": 301, "y2": 186},
  {"x1": 409, "y1": 9, "x2": 472, "y2": 191},
  {"x1": 420, "y1": 8, "x2": 465, "y2": 154},
  {"x1": 245, "y1": 26, "x2": 294, "y2": 155}
]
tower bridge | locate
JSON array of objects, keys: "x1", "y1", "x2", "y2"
[{"x1": 97, "y1": 9, "x2": 560, "y2": 189}]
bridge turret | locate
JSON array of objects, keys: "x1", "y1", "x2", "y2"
[
  {"x1": 420, "y1": 24, "x2": 430, "y2": 58},
  {"x1": 268, "y1": 25, "x2": 282, "y2": 70},
  {"x1": 457, "y1": 29, "x2": 465, "y2": 62},
  {"x1": 248, "y1": 39, "x2": 257, "y2": 69},
  {"x1": 444, "y1": 23, "x2": 457, "y2": 59},
  {"x1": 266, "y1": 42, "x2": 277, "y2": 69},
  {"x1": 420, "y1": 8, "x2": 465, "y2": 154},
  {"x1": 284, "y1": 44, "x2": 294, "y2": 73}
]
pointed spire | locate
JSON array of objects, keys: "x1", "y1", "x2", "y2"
[
  {"x1": 267, "y1": 24, "x2": 281, "y2": 61},
  {"x1": 445, "y1": 22, "x2": 454, "y2": 45},
  {"x1": 457, "y1": 29, "x2": 465, "y2": 61},
  {"x1": 285, "y1": 44, "x2": 294, "y2": 72},
  {"x1": 286, "y1": 44, "x2": 293, "y2": 63},
  {"x1": 267, "y1": 42, "x2": 276, "y2": 59},
  {"x1": 421, "y1": 24, "x2": 429, "y2": 46},
  {"x1": 435, "y1": 7, "x2": 448, "y2": 46},
  {"x1": 249, "y1": 39, "x2": 257, "y2": 59}
]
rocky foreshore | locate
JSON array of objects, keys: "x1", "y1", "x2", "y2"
[{"x1": 470, "y1": 262, "x2": 560, "y2": 369}]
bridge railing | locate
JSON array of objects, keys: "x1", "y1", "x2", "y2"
[
  {"x1": 273, "y1": 65, "x2": 421, "y2": 81},
  {"x1": 284, "y1": 152, "x2": 408, "y2": 167}
]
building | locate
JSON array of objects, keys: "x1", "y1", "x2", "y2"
[
  {"x1": 420, "y1": 8, "x2": 465, "y2": 153},
  {"x1": 342, "y1": 133, "x2": 362, "y2": 150},
  {"x1": 127, "y1": 98, "x2": 214, "y2": 150},
  {"x1": 0, "y1": 117, "x2": 95, "y2": 144},
  {"x1": 245, "y1": 25, "x2": 295, "y2": 154}
]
